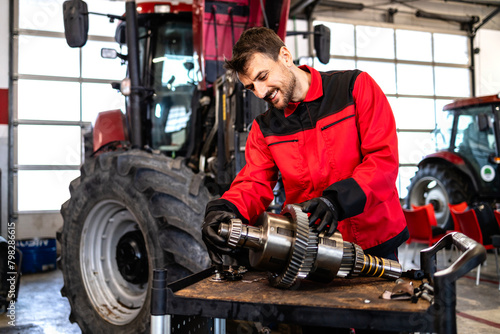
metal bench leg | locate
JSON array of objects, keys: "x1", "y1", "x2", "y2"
[
  {"x1": 494, "y1": 248, "x2": 500, "y2": 291},
  {"x1": 214, "y1": 318, "x2": 226, "y2": 334},
  {"x1": 151, "y1": 314, "x2": 171, "y2": 334}
]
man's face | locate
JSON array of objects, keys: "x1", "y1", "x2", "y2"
[{"x1": 237, "y1": 51, "x2": 296, "y2": 110}]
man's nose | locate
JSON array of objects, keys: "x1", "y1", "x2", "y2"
[{"x1": 253, "y1": 82, "x2": 267, "y2": 99}]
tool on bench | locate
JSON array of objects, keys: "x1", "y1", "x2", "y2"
[{"x1": 217, "y1": 204, "x2": 403, "y2": 288}]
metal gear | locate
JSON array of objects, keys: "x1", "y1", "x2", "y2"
[
  {"x1": 337, "y1": 242, "x2": 355, "y2": 278},
  {"x1": 269, "y1": 205, "x2": 318, "y2": 288},
  {"x1": 348, "y1": 243, "x2": 366, "y2": 277},
  {"x1": 227, "y1": 219, "x2": 243, "y2": 248}
]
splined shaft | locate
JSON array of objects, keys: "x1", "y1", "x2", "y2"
[{"x1": 218, "y1": 204, "x2": 402, "y2": 288}]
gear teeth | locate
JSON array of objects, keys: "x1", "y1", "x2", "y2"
[
  {"x1": 227, "y1": 220, "x2": 243, "y2": 248},
  {"x1": 269, "y1": 204, "x2": 318, "y2": 288},
  {"x1": 337, "y1": 242, "x2": 355, "y2": 278},
  {"x1": 348, "y1": 243, "x2": 366, "y2": 277}
]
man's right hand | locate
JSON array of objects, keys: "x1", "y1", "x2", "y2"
[{"x1": 201, "y1": 210, "x2": 236, "y2": 265}]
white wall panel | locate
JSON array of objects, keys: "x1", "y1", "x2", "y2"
[{"x1": 475, "y1": 29, "x2": 500, "y2": 96}]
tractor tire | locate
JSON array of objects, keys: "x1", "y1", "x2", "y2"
[
  {"x1": 58, "y1": 149, "x2": 212, "y2": 334},
  {"x1": 406, "y1": 163, "x2": 471, "y2": 230}
]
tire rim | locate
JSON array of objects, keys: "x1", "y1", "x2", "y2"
[
  {"x1": 80, "y1": 200, "x2": 148, "y2": 325},
  {"x1": 409, "y1": 177, "x2": 449, "y2": 227}
]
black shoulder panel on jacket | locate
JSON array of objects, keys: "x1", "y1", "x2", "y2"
[{"x1": 256, "y1": 70, "x2": 362, "y2": 137}]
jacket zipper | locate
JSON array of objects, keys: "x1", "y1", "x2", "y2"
[
  {"x1": 321, "y1": 114, "x2": 355, "y2": 131},
  {"x1": 268, "y1": 139, "x2": 299, "y2": 147}
]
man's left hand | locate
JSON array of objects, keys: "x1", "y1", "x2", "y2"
[{"x1": 299, "y1": 196, "x2": 339, "y2": 236}]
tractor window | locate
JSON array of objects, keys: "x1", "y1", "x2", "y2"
[
  {"x1": 150, "y1": 20, "x2": 198, "y2": 153},
  {"x1": 455, "y1": 112, "x2": 496, "y2": 168},
  {"x1": 435, "y1": 110, "x2": 454, "y2": 150}
]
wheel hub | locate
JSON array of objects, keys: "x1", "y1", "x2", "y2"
[{"x1": 116, "y1": 230, "x2": 149, "y2": 285}]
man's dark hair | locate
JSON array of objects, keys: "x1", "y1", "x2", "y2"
[{"x1": 224, "y1": 27, "x2": 285, "y2": 74}]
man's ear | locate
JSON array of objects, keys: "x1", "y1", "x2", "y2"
[{"x1": 279, "y1": 46, "x2": 293, "y2": 67}]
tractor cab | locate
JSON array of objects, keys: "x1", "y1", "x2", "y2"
[
  {"x1": 407, "y1": 94, "x2": 500, "y2": 229},
  {"x1": 438, "y1": 94, "x2": 500, "y2": 196}
]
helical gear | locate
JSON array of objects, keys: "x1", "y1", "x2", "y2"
[{"x1": 269, "y1": 205, "x2": 318, "y2": 288}]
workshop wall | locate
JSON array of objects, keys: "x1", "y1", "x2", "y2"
[
  {"x1": 2, "y1": 0, "x2": 500, "y2": 240},
  {"x1": 476, "y1": 28, "x2": 500, "y2": 96}
]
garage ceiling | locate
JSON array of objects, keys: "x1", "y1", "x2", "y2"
[{"x1": 289, "y1": 0, "x2": 500, "y2": 32}]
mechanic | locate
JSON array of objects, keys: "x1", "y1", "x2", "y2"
[{"x1": 202, "y1": 26, "x2": 409, "y2": 267}]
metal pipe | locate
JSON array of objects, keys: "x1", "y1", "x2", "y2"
[
  {"x1": 321, "y1": 0, "x2": 364, "y2": 11},
  {"x1": 444, "y1": 0, "x2": 500, "y2": 6},
  {"x1": 150, "y1": 269, "x2": 169, "y2": 334},
  {"x1": 415, "y1": 10, "x2": 479, "y2": 25},
  {"x1": 8, "y1": 0, "x2": 16, "y2": 228}
]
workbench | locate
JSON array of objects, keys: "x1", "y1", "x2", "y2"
[{"x1": 150, "y1": 232, "x2": 486, "y2": 334}]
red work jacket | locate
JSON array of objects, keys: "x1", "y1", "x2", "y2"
[{"x1": 218, "y1": 67, "x2": 408, "y2": 255}]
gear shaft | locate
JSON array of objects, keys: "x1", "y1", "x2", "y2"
[{"x1": 218, "y1": 204, "x2": 402, "y2": 288}]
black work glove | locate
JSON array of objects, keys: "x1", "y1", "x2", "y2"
[
  {"x1": 201, "y1": 210, "x2": 236, "y2": 265},
  {"x1": 299, "y1": 196, "x2": 339, "y2": 237}
]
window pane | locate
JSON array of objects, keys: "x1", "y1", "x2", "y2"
[
  {"x1": 19, "y1": 0, "x2": 64, "y2": 32},
  {"x1": 286, "y1": 19, "x2": 309, "y2": 59},
  {"x1": 315, "y1": 21, "x2": 355, "y2": 56},
  {"x1": 396, "y1": 29, "x2": 432, "y2": 62},
  {"x1": 86, "y1": 0, "x2": 126, "y2": 37},
  {"x1": 18, "y1": 80, "x2": 80, "y2": 121},
  {"x1": 17, "y1": 170, "x2": 80, "y2": 211},
  {"x1": 392, "y1": 97, "x2": 435, "y2": 130},
  {"x1": 18, "y1": 36, "x2": 80, "y2": 77},
  {"x1": 313, "y1": 58, "x2": 355, "y2": 71},
  {"x1": 435, "y1": 99, "x2": 454, "y2": 150},
  {"x1": 398, "y1": 166, "x2": 418, "y2": 200},
  {"x1": 18, "y1": 125, "x2": 82, "y2": 166},
  {"x1": 433, "y1": 33, "x2": 468, "y2": 65},
  {"x1": 82, "y1": 41, "x2": 128, "y2": 80},
  {"x1": 82, "y1": 83, "x2": 125, "y2": 123},
  {"x1": 356, "y1": 26, "x2": 394, "y2": 59},
  {"x1": 398, "y1": 132, "x2": 436, "y2": 164},
  {"x1": 397, "y1": 64, "x2": 434, "y2": 96},
  {"x1": 434, "y1": 67, "x2": 470, "y2": 97},
  {"x1": 357, "y1": 61, "x2": 396, "y2": 94}
]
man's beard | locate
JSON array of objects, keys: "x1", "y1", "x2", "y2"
[{"x1": 271, "y1": 70, "x2": 296, "y2": 111}]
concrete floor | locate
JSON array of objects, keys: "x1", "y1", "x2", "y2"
[{"x1": 0, "y1": 245, "x2": 499, "y2": 334}]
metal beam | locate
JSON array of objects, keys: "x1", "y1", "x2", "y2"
[
  {"x1": 445, "y1": 0, "x2": 500, "y2": 7},
  {"x1": 289, "y1": 0, "x2": 316, "y2": 17},
  {"x1": 320, "y1": 0, "x2": 365, "y2": 10}
]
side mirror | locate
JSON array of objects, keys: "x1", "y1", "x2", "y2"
[
  {"x1": 115, "y1": 21, "x2": 127, "y2": 45},
  {"x1": 314, "y1": 24, "x2": 331, "y2": 65},
  {"x1": 63, "y1": 0, "x2": 89, "y2": 47}
]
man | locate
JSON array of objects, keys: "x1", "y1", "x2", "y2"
[{"x1": 202, "y1": 27, "x2": 408, "y2": 266}]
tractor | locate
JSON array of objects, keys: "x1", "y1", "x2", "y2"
[
  {"x1": 406, "y1": 94, "x2": 500, "y2": 229},
  {"x1": 59, "y1": 0, "x2": 329, "y2": 333}
]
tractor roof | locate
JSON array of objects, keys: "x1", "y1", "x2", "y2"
[{"x1": 443, "y1": 94, "x2": 500, "y2": 111}]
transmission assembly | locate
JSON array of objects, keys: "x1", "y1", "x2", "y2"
[{"x1": 218, "y1": 204, "x2": 402, "y2": 288}]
